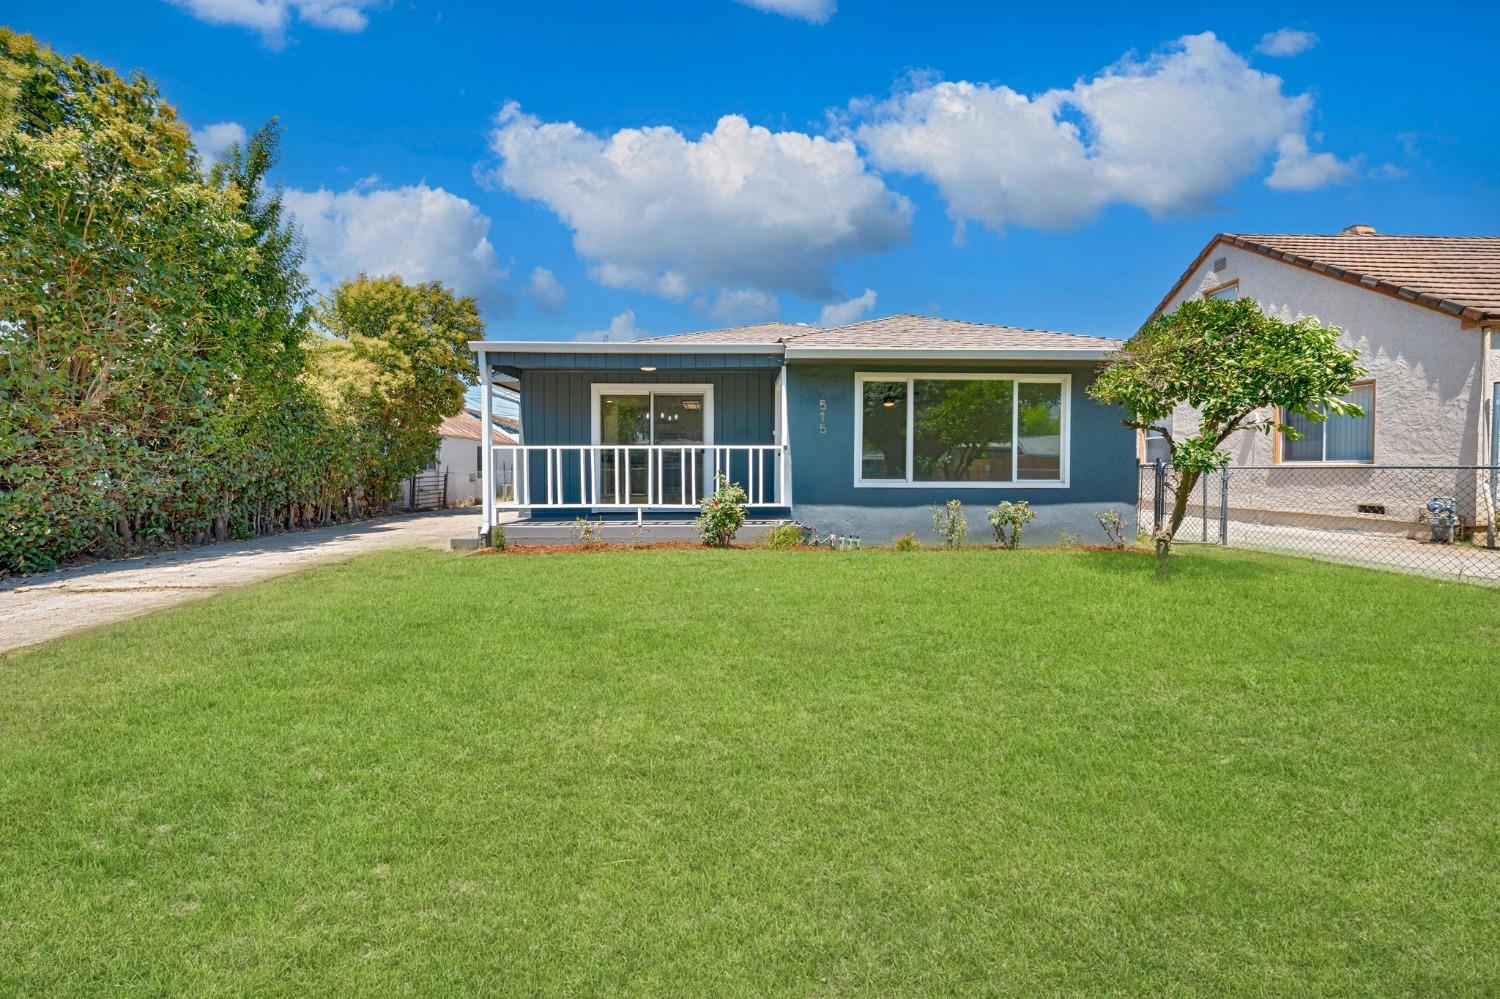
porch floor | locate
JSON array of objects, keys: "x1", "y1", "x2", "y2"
[{"x1": 502, "y1": 517, "x2": 788, "y2": 547}]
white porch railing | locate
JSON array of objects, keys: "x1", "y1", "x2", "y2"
[{"x1": 491, "y1": 444, "x2": 788, "y2": 511}]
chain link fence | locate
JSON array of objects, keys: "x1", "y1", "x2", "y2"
[{"x1": 1138, "y1": 462, "x2": 1500, "y2": 586}]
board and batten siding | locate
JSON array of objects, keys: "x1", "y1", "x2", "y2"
[
  {"x1": 518, "y1": 369, "x2": 778, "y2": 446},
  {"x1": 511, "y1": 368, "x2": 779, "y2": 514}
]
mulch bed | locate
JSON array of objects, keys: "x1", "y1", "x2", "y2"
[{"x1": 477, "y1": 541, "x2": 1140, "y2": 556}]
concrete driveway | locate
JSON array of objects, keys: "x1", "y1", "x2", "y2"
[{"x1": 1, "y1": 508, "x2": 486, "y2": 655}]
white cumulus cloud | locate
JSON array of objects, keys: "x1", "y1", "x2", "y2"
[
  {"x1": 1255, "y1": 28, "x2": 1318, "y2": 57},
  {"x1": 284, "y1": 182, "x2": 509, "y2": 306},
  {"x1": 1265, "y1": 134, "x2": 1356, "y2": 191},
  {"x1": 165, "y1": 0, "x2": 383, "y2": 45},
  {"x1": 818, "y1": 288, "x2": 877, "y2": 327},
  {"x1": 851, "y1": 32, "x2": 1351, "y2": 232},
  {"x1": 485, "y1": 104, "x2": 911, "y2": 303},
  {"x1": 525, "y1": 266, "x2": 567, "y2": 314},
  {"x1": 701, "y1": 288, "x2": 781, "y2": 324},
  {"x1": 732, "y1": 0, "x2": 835, "y2": 23},
  {"x1": 575, "y1": 309, "x2": 648, "y2": 342},
  {"x1": 190, "y1": 121, "x2": 247, "y2": 166}
]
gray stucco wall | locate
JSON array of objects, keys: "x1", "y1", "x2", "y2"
[{"x1": 785, "y1": 362, "x2": 1137, "y2": 544}]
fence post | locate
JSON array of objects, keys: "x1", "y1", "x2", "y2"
[
  {"x1": 1219, "y1": 467, "x2": 1229, "y2": 545},
  {"x1": 1201, "y1": 472, "x2": 1208, "y2": 543},
  {"x1": 1152, "y1": 460, "x2": 1166, "y2": 534}
]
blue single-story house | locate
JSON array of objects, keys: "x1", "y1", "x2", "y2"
[{"x1": 469, "y1": 315, "x2": 1137, "y2": 544}]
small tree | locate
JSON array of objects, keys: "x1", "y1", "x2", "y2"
[{"x1": 1089, "y1": 297, "x2": 1363, "y2": 575}]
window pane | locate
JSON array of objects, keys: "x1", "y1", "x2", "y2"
[
  {"x1": 861, "y1": 381, "x2": 908, "y2": 480},
  {"x1": 652, "y1": 394, "x2": 705, "y2": 444},
  {"x1": 1282, "y1": 409, "x2": 1324, "y2": 461},
  {"x1": 600, "y1": 394, "x2": 650, "y2": 445},
  {"x1": 1208, "y1": 284, "x2": 1239, "y2": 300},
  {"x1": 1326, "y1": 384, "x2": 1373, "y2": 461},
  {"x1": 913, "y1": 379, "x2": 1013, "y2": 482},
  {"x1": 1017, "y1": 382, "x2": 1063, "y2": 480}
]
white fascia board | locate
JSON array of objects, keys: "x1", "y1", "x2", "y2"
[
  {"x1": 467, "y1": 340, "x2": 783, "y2": 355},
  {"x1": 784, "y1": 346, "x2": 1119, "y2": 361}
]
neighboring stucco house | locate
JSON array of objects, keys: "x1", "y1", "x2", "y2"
[
  {"x1": 423, "y1": 410, "x2": 516, "y2": 508},
  {"x1": 1151, "y1": 225, "x2": 1500, "y2": 531},
  {"x1": 467, "y1": 315, "x2": 1137, "y2": 544}
]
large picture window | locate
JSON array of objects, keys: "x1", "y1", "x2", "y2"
[
  {"x1": 856, "y1": 373, "x2": 1070, "y2": 487},
  {"x1": 1280, "y1": 382, "x2": 1374, "y2": 463}
]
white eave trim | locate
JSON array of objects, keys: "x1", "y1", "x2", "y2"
[
  {"x1": 467, "y1": 339, "x2": 781, "y2": 355},
  {"x1": 784, "y1": 346, "x2": 1118, "y2": 361}
]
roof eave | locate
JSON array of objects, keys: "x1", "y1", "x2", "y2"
[
  {"x1": 784, "y1": 347, "x2": 1118, "y2": 361},
  {"x1": 468, "y1": 339, "x2": 782, "y2": 355}
]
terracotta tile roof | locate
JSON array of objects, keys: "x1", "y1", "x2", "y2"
[
  {"x1": 791, "y1": 314, "x2": 1123, "y2": 352},
  {"x1": 1156, "y1": 230, "x2": 1500, "y2": 324},
  {"x1": 438, "y1": 410, "x2": 515, "y2": 444},
  {"x1": 645, "y1": 322, "x2": 817, "y2": 344}
]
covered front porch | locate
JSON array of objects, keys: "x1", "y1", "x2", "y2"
[{"x1": 469, "y1": 338, "x2": 791, "y2": 541}]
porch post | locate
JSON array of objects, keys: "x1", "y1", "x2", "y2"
[{"x1": 479, "y1": 350, "x2": 495, "y2": 544}]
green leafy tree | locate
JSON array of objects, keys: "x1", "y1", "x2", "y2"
[
  {"x1": 0, "y1": 29, "x2": 254, "y2": 569},
  {"x1": 1089, "y1": 297, "x2": 1363, "y2": 575},
  {"x1": 308, "y1": 275, "x2": 483, "y2": 504}
]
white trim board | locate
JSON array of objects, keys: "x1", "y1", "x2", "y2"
[
  {"x1": 588, "y1": 383, "x2": 716, "y2": 447},
  {"x1": 851, "y1": 371, "x2": 1072, "y2": 490}
]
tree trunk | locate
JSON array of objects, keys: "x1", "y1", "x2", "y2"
[{"x1": 1154, "y1": 468, "x2": 1200, "y2": 577}]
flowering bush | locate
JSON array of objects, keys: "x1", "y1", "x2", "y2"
[
  {"x1": 931, "y1": 500, "x2": 968, "y2": 549},
  {"x1": 987, "y1": 501, "x2": 1035, "y2": 549},
  {"x1": 1095, "y1": 508, "x2": 1128, "y2": 548},
  {"x1": 695, "y1": 475, "x2": 747, "y2": 547}
]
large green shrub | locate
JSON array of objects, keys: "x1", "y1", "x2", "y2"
[{"x1": 0, "y1": 31, "x2": 477, "y2": 573}]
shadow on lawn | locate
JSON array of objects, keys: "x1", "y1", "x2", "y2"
[{"x1": 1067, "y1": 546, "x2": 1287, "y2": 585}]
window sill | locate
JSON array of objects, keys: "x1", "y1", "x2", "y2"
[{"x1": 853, "y1": 479, "x2": 1071, "y2": 490}]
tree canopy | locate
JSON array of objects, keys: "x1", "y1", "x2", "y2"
[
  {"x1": 1089, "y1": 296, "x2": 1364, "y2": 571},
  {"x1": 0, "y1": 30, "x2": 484, "y2": 573}
]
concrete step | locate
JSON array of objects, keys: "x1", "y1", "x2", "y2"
[{"x1": 501, "y1": 517, "x2": 789, "y2": 546}]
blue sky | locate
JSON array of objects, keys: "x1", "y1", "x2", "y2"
[{"x1": 10, "y1": 0, "x2": 1500, "y2": 344}]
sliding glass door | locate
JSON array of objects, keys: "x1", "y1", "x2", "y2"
[{"x1": 597, "y1": 389, "x2": 708, "y2": 505}]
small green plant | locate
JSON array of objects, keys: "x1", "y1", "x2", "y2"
[
  {"x1": 695, "y1": 474, "x2": 748, "y2": 547},
  {"x1": 1095, "y1": 508, "x2": 1128, "y2": 549},
  {"x1": 572, "y1": 517, "x2": 604, "y2": 546},
  {"x1": 491, "y1": 523, "x2": 505, "y2": 551},
  {"x1": 627, "y1": 526, "x2": 650, "y2": 548},
  {"x1": 931, "y1": 500, "x2": 968, "y2": 549},
  {"x1": 763, "y1": 522, "x2": 802, "y2": 550},
  {"x1": 894, "y1": 531, "x2": 922, "y2": 552},
  {"x1": 987, "y1": 500, "x2": 1035, "y2": 549},
  {"x1": 1057, "y1": 531, "x2": 1080, "y2": 549}
]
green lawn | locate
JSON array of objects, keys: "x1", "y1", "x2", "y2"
[{"x1": 2, "y1": 547, "x2": 1498, "y2": 995}]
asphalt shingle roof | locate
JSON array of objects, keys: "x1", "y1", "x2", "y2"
[
  {"x1": 789, "y1": 315, "x2": 1122, "y2": 352},
  {"x1": 643, "y1": 314, "x2": 1119, "y2": 352},
  {"x1": 645, "y1": 322, "x2": 817, "y2": 344}
]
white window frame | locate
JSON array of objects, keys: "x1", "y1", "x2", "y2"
[
  {"x1": 852, "y1": 371, "x2": 1071, "y2": 489},
  {"x1": 1277, "y1": 380, "x2": 1375, "y2": 465},
  {"x1": 589, "y1": 383, "x2": 716, "y2": 447}
]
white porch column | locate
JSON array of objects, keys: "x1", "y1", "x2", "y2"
[{"x1": 478, "y1": 350, "x2": 495, "y2": 543}]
